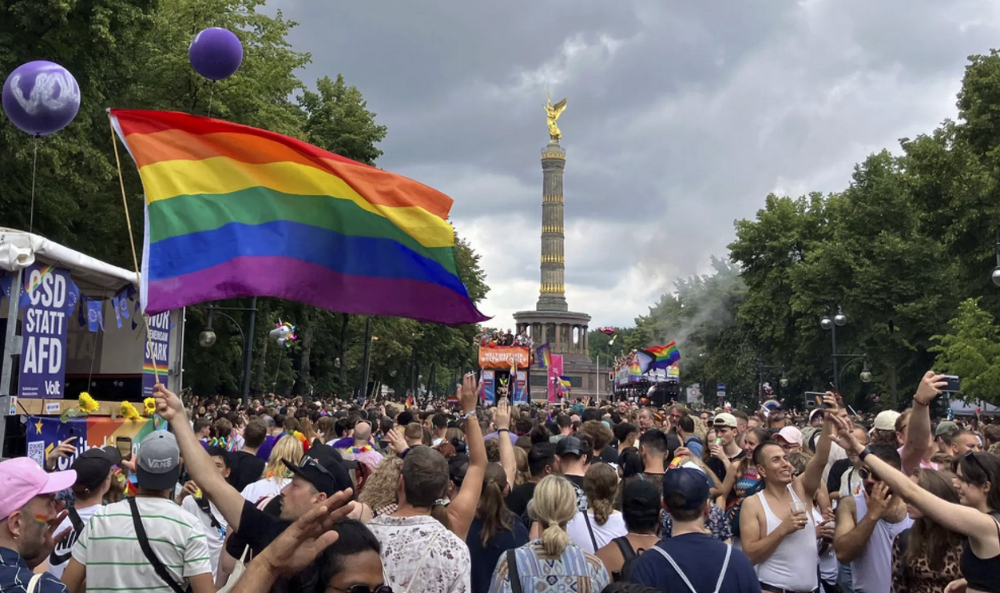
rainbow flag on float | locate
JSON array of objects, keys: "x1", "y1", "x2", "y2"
[
  {"x1": 636, "y1": 341, "x2": 680, "y2": 374},
  {"x1": 536, "y1": 343, "x2": 552, "y2": 369},
  {"x1": 108, "y1": 109, "x2": 488, "y2": 325}
]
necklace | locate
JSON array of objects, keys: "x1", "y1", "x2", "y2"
[{"x1": 626, "y1": 532, "x2": 658, "y2": 538}]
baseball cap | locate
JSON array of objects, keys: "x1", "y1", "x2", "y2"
[
  {"x1": 775, "y1": 426, "x2": 803, "y2": 446},
  {"x1": 662, "y1": 467, "x2": 711, "y2": 511},
  {"x1": 72, "y1": 446, "x2": 122, "y2": 494},
  {"x1": 873, "y1": 410, "x2": 900, "y2": 432},
  {"x1": 282, "y1": 451, "x2": 354, "y2": 497},
  {"x1": 712, "y1": 413, "x2": 737, "y2": 428},
  {"x1": 555, "y1": 436, "x2": 586, "y2": 457},
  {"x1": 136, "y1": 431, "x2": 181, "y2": 491},
  {"x1": 0, "y1": 458, "x2": 76, "y2": 520},
  {"x1": 935, "y1": 421, "x2": 958, "y2": 438}
]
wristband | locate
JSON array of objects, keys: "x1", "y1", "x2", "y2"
[
  {"x1": 461, "y1": 410, "x2": 477, "y2": 421},
  {"x1": 913, "y1": 398, "x2": 930, "y2": 407},
  {"x1": 497, "y1": 428, "x2": 510, "y2": 433},
  {"x1": 858, "y1": 447, "x2": 872, "y2": 462}
]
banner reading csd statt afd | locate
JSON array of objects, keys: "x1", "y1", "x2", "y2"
[{"x1": 19, "y1": 264, "x2": 78, "y2": 399}]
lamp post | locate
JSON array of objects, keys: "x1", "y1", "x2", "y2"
[
  {"x1": 820, "y1": 306, "x2": 849, "y2": 393},
  {"x1": 198, "y1": 297, "x2": 257, "y2": 406},
  {"x1": 838, "y1": 355, "x2": 873, "y2": 387}
]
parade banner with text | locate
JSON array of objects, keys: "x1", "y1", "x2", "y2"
[
  {"x1": 19, "y1": 265, "x2": 78, "y2": 398},
  {"x1": 514, "y1": 370, "x2": 528, "y2": 404},
  {"x1": 25, "y1": 415, "x2": 164, "y2": 470},
  {"x1": 143, "y1": 311, "x2": 171, "y2": 397},
  {"x1": 478, "y1": 346, "x2": 530, "y2": 370}
]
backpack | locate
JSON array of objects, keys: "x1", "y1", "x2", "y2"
[
  {"x1": 724, "y1": 479, "x2": 764, "y2": 538},
  {"x1": 612, "y1": 536, "x2": 639, "y2": 582}
]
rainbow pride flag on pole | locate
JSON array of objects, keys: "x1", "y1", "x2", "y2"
[
  {"x1": 636, "y1": 341, "x2": 681, "y2": 374},
  {"x1": 108, "y1": 109, "x2": 488, "y2": 325}
]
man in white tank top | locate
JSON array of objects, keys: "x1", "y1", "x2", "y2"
[
  {"x1": 833, "y1": 445, "x2": 913, "y2": 593},
  {"x1": 740, "y1": 393, "x2": 840, "y2": 593}
]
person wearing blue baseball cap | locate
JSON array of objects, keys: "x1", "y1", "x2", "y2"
[{"x1": 629, "y1": 467, "x2": 761, "y2": 593}]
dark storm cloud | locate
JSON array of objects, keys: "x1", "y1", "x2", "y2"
[{"x1": 267, "y1": 0, "x2": 1000, "y2": 326}]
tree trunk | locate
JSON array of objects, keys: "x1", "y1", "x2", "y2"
[{"x1": 296, "y1": 308, "x2": 315, "y2": 395}]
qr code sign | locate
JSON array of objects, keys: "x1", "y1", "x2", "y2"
[{"x1": 28, "y1": 441, "x2": 45, "y2": 467}]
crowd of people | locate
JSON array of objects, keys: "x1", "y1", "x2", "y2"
[{"x1": 1, "y1": 370, "x2": 999, "y2": 593}]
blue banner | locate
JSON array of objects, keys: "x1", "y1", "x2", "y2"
[
  {"x1": 19, "y1": 264, "x2": 78, "y2": 398},
  {"x1": 482, "y1": 370, "x2": 495, "y2": 406}
]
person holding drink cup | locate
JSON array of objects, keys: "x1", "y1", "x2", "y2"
[{"x1": 740, "y1": 393, "x2": 840, "y2": 593}]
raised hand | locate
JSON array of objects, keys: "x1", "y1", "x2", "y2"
[
  {"x1": 867, "y1": 481, "x2": 896, "y2": 519},
  {"x1": 256, "y1": 489, "x2": 355, "y2": 576},
  {"x1": 459, "y1": 372, "x2": 479, "y2": 414},
  {"x1": 495, "y1": 399, "x2": 511, "y2": 431},
  {"x1": 153, "y1": 383, "x2": 185, "y2": 422},
  {"x1": 46, "y1": 436, "x2": 77, "y2": 470},
  {"x1": 385, "y1": 427, "x2": 408, "y2": 455},
  {"x1": 914, "y1": 371, "x2": 947, "y2": 406}
]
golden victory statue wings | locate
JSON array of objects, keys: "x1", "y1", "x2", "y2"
[{"x1": 544, "y1": 93, "x2": 568, "y2": 141}]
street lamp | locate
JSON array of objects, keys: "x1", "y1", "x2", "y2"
[
  {"x1": 197, "y1": 298, "x2": 258, "y2": 405},
  {"x1": 821, "y1": 306, "x2": 848, "y2": 392}
]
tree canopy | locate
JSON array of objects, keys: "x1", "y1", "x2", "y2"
[{"x1": 0, "y1": 0, "x2": 489, "y2": 400}]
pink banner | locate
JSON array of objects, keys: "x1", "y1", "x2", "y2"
[{"x1": 547, "y1": 354, "x2": 564, "y2": 403}]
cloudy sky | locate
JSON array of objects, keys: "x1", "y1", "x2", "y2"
[{"x1": 270, "y1": 0, "x2": 1000, "y2": 329}]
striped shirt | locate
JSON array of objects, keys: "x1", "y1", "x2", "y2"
[
  {"x1": 487, "y1": 540, "x2": 609, "y2": 593},
  {"x1": 72, "y1": 497, "x2": 212, "y2": 592},
  {"x1": 0, "y1": 547, "x2": 68, "y2": 593}
]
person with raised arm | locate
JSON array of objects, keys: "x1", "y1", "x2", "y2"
[
  {"x1": 829, "y1": 409, "x2": 1000, "y2": 593},
  {"x1": 739, "y1": 393, "x2": 838, "y2": 593}
]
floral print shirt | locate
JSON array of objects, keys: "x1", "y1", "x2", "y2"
[{"x1": 367, "y1": 514, "x2": 471, "y2": 593}]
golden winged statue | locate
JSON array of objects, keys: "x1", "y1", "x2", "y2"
[{"x1": 544, "y1": 92, "x2": 568, "y2": 142}]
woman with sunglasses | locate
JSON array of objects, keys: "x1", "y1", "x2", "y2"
[
  {"x1": 229, "y1": 491, "x2": 391, "y2": 593},
  {"x1": 830, "y1": 414, "x2": 1000, "y2": 593}
]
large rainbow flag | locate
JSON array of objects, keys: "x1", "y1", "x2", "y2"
[
  {"x1": 109, "y1": 110, "x2": 488, "y2": 325},
  {"x1": 636, "y1": 341, "x2": 680, "y2": 373}
]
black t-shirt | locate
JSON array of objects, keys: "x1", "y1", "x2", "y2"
[
  {"x1": 707, "y1": 450, "x2": 745, "y2": 485},
  {"x1": 228, "y1": 451, "x2": 266, "y2": 493},
  {"x1": 227, "y1": 500, "x2": 290, "y2": 558},
  {"x1": 505, "y1": 482, "x2": 537, "y2": 524},
  {"x1": 599, "y1": 447, "x2": 619, "y2": 464},
  {"x1": 826, "y1": 458, "x2": 853, "y2": 494}
]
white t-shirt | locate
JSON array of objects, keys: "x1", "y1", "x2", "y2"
[
  {"x1": 566, "y1": 510, "x2": 627, "y2": 554},
  {"x1": 240, "y1": 477, "x2": 288, "y2": 504},
  {"x1": 72, "y1": 497, "x2": 212, "y2": 591},
  {"x1": 181, "y1": 496, "x2": 228, "y2": 578},
  {"x1": 47, "y1": 504, "x2": 101, "y2": 580}
]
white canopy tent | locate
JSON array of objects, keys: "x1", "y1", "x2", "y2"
[{"x1": 0, "y1": 229, "x2": 183, "y2": 455}]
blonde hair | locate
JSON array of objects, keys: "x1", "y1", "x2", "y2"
[
  {"x1": 584, "y1": 463, "x2": 618, "y2": 526},
  {"x1": 513, "y1": 446, "x2": 530, "y2": 486},
  {"x1": 263, "y1": 435, "x2": 304, "y2": 481},
  {"x1": 358, "y1": 456, "x2": 402, "y2": 511},
  {"x1": 529, "y1": 475, "x2": 577, "y2": 556}
]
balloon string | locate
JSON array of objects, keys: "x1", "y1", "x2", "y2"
[
  {"x1": 207, "y1": 82, "x2": 215, "y2": 118},
  {"x1": 27, "y1": 135, "x2": 39, "y2": 236},
  {"x1": 108, "y1": 114, "x2": 160, "y2": 386}
]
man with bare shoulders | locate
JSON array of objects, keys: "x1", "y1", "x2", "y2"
[{"x1": 740, "y1": 393, "x2": 838, "y2": 593}]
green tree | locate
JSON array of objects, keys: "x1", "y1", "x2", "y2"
[{"x1": 930, "y1": 298, "x2": 1000, "y2": 404}]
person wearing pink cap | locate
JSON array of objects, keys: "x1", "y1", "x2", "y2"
[
  {"x1": 0, "y1": 457, "x2": 76, "y2": 593},
  {"x1": 775, "y1": 427, "x2": 803, "y2": 454}
]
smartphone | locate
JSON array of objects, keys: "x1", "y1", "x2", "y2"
[
  {"x1": 805, "y1": 392, "x2": 832, "y2": 409},
  {"x1": 942, "y1": 375, "x2": 961, "y2": 393},
  {"x1": 116, "y1": 436, "x2": 133, "y2": 461}
]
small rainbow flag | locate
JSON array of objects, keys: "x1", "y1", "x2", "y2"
[
  {"x1": 558, "y1": 376, "x2": 572, "y2": 393},
  {"x1": 536, "y1": 343, "x2": 552, "y2": 369},
  {"x1": 109, "y1": 109, "x2": 488, "y2": 325},
  {"x1": 636, "y1": 341, "x2": 681, "y2": 373}
]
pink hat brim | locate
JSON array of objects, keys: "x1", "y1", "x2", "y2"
[{"x1": 39, "y1": 469, "x2": 77, "y2": 496}]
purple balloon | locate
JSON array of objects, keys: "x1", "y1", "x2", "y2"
[
  {"x1": 189, "y1": 28, "x2": 244, "y2": 81},
  {"x1": 2, "y1": 61, "x2": 81, "y2": 136}
]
